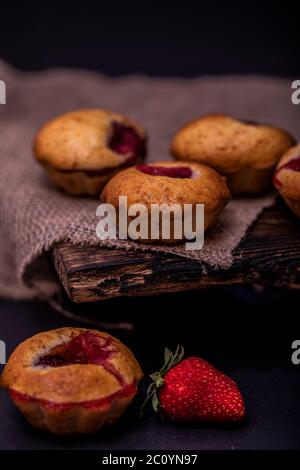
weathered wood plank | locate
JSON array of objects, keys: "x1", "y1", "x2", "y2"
[{"x1": 52, "y1": 200, "x2": 300, "y2": 302}]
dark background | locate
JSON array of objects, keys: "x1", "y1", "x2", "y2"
[{"x1": 0, "y1": 0, "x2": 299, "y2": 77}]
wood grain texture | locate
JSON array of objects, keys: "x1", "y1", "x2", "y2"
[{"x1": 52, "y1": 200, "x2": 300, "y2": 303}]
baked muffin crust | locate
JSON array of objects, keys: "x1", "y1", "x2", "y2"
[
  {"x1": 101, "y1": 161, "x2": 230, "y2": 243},
  {"x1": 1, "y1": 328, "x2": 142, "y2": 435},
  {"x1": 34, "y1": 109, "x2": 147, "y2": 195},
  {"x1": 171, "y1": 114, "x2": 294, "y2": 194}
]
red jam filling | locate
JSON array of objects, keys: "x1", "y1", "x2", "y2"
[
  {"x1": 9, "y1": 383, "x2": 137, "y2": 412},
  {"x1": 109, "y1": 121, "x2": 146, "y2": 162},
  {"x1": 136, "y1": 164, "x2": 193, "y2": 178},
  {"x1": 35, "y1": 332, "x2": 116, "y2": 367},
  {"x1": 273, "y1": 156, "x2": 300, "y2": 188},
  {"x1": 35, "y1": 332, "x2": 125, "y2": 386}
]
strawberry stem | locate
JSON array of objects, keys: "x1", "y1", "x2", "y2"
[{"x1": 140, "y1": 345, "x2": 184, "y2": 418}]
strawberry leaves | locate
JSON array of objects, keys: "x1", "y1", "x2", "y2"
[{"x1": 140, "y1": 345, "x2": 184, "y2": 417}]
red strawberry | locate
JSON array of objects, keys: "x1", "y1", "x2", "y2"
[{"x1": 141, "y1": 346, "x2": 245, "y2": 423}]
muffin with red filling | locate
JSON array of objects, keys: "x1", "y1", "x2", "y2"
[
  {"x1": 34, "y1": 109, "x2": 147, "y2": 196},
  {"x1": 101, "y1": 161, "x2": 230, "y2": 244},
  {"x1": 171, "y1": 114, "x2": 294, "y2": 195},
  {"x1": 1, "y1": 328, "x2": 142, "y2": 435},
  {"x1": 273, "y1": 143, "x2": 300, "y2": 218}
]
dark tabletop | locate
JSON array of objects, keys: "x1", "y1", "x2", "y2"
[{"x1": 0, "y1": 286, "x2": 299, "y2": 451}]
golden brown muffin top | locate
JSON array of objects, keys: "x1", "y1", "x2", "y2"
[
  {"x1": 1, "y1": 328, "x2": 142, "y2": 404},
  {"x1": 34, "y1": 109, "x2": 146, "y2": 170},
  {"x1": 101, "y1": 161, "x2": 230, "y2": 215},
  {"x1": 171, "y1": 114, "x2": 294, "y2": 173}
]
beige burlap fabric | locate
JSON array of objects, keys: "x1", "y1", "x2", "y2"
[{"x1": 0, "y1": 60, "x2": 299, "y2": 299}]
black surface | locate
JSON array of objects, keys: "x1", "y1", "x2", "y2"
[
  {"x1": 0, "y1": 0, "x2": 299, "y2": 76},
  {"x1": 0, "y1": 287, "x2": 299, "y2": 451}
]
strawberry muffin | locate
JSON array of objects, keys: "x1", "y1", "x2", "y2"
[
  {"x1": 34, "y1": 109, "x2": 147, "y2": 196},
  {"x1": 101, "y1": 161, "x2": 230, "y2": 244},
  {"x1": 171, "y1": 114, "x2": 294, "y2": 195},
  {"x1": 273, "y1": 143, "x2": 300, "y2": 218},
  {"x1": 1, "y1": 328, "x2": 142, "y2": 435}
]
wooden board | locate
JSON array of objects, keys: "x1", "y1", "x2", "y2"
[{"x1": 52, "y1": 200, "x2": 300, "y2": 303}]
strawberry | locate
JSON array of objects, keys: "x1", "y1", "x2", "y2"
[{"x1": 141, "y1": 346, "x2": 245, "y2": 423}]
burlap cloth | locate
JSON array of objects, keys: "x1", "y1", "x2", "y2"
[{"x1": 0, "y1": 60, "x2": 299, "y2": 300}]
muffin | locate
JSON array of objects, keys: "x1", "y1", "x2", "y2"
[
  {"x1": 273, "y1": 143, "x2": 300, "y2": 218},
  {"x1": 34, "y1": 109, "x2": 147, "y2": 196},
  {"x1": 1, "y1": 328, "x2": 143, "y2": 435},
  {"x1": 171, "y1": 114, "x2": 294, "y2": 195},
  {"x1": 101, "y1": 161, "x2": 230, "y2": 244}
]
